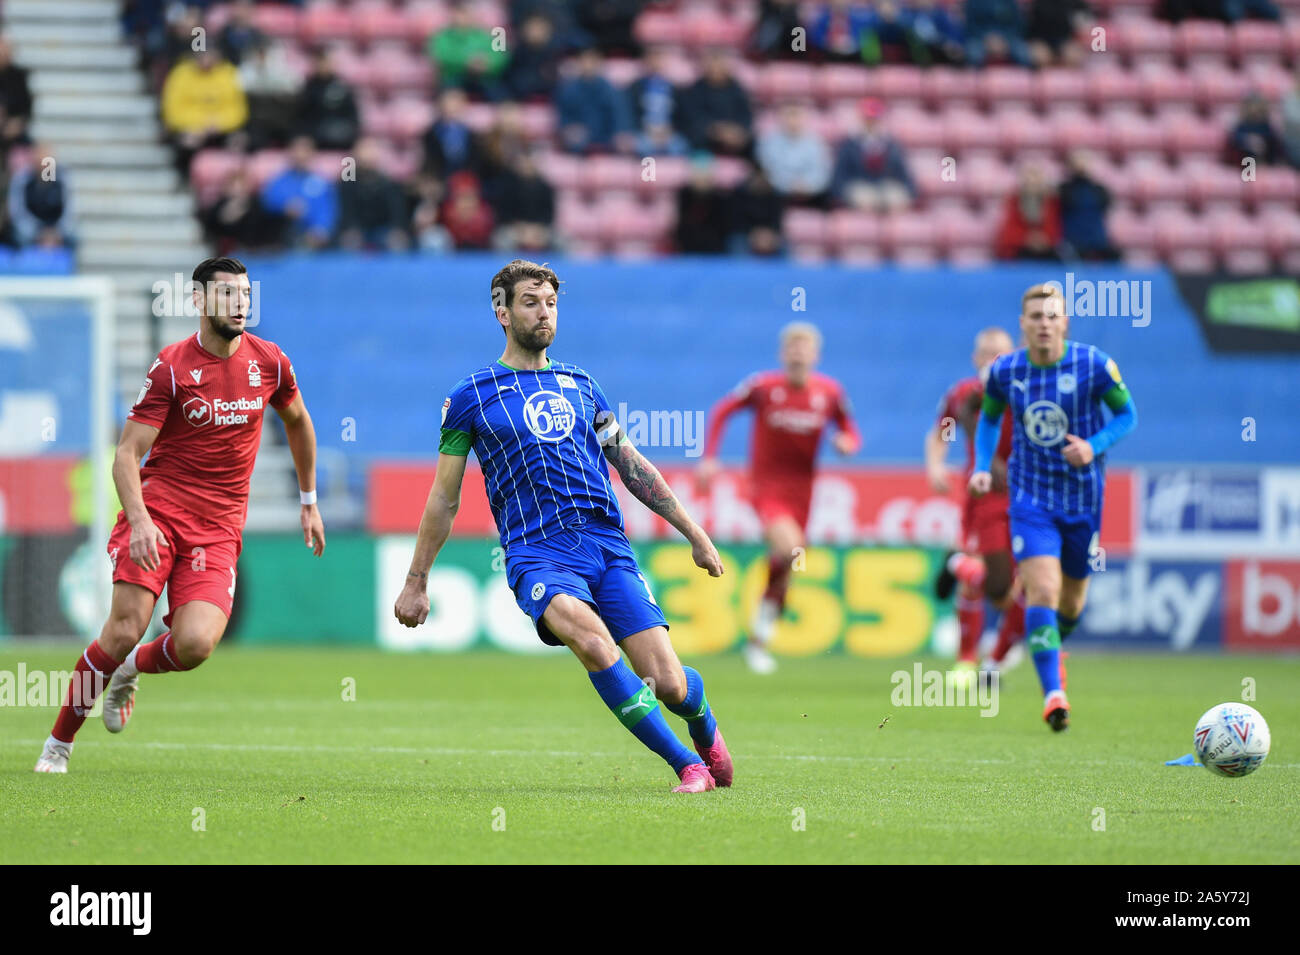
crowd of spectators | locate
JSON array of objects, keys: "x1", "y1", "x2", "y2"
[{"x1": 113, "y1": 0, "x2": 1298, "y2": 264}]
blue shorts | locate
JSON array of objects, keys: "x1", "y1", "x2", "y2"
[
  {"x1": 504, "y1": 521, "x2": 667, "y2": 647},
  {"x1": 1009, "y1": 503, "x2": 1101, "y2": 579}
]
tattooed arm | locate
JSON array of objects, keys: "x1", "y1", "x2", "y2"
[{"x1": 597, "y1": 411, "x2": 724, "y2": 577}]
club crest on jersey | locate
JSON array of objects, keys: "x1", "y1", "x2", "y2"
[
  {"x1": 523, "y1": 390, "x2": 576, "y2": 442},
  {"x1": 555, "y1": 373, "x2": 577, "y2": 389},
  {"x1": 247, "y1": 360, "x2": 262, "y2": 387},
  {"x1": 1023, "y1": 400, "x2": 1069, "y2": 447},
  {"x1": 1057, "y1": 373, "x2": 1076, "y2": 394}
]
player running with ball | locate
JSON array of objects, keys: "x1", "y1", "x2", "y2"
[
  {"x1": 35, "y1": 257, "x2": 325, "y2": 773},
  {"x1": 393, "y1": 260, "x2": 732, "y2": 794},
  {"x1": 969, "y1": 284, "x2": 1137, "y2": 732}
]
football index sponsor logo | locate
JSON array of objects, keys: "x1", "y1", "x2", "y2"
[
  {"x1": 49, "y1": 885, "x2": 151, "y2": 935},
  {"x1": 184, "y1": 396, "x2": 263, "y2": 428}
]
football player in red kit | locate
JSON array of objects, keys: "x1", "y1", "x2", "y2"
[
  {"x1": 924, "y1": 327, "x2": 1024, "y2": 681},
  {"x1": 698, "y1": 323, "x2": 861, "y2": 674},
  {"x1": 34, "y1": 257, "x2": 325, "y2": 773}
]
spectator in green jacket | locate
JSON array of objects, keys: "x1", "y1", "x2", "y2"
[{"x1": 429, "y1": 0, "x2": 510, "y2": 101}]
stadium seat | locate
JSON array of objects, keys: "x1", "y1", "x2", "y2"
[
  {"x1": 1166, "y1": 248, "x2": 1216, "y2": 272},
  {"x1": 1107, "y1": 207, "x2": 1157, "y2": 253},
  {"x1": 922, "y1": 67, "x2": 979, "y2": 108},
  {"x1": 1220, "y1": 248, "x2": 1273, "y2": 274},
  {"x1": 251, "y1": 2, "x2": 302, "y2": 39},
  {"x1": 887, "y1": 107, "x2": 946, "y2": 150},
  {"x1": 871, "y1": 65, "x2": 925, "y2": 103},
  {"x1": 1191, "y1": 62, "x2": 1252, "y2": 108},
  {"x1": 1232, "y1": 21, "x2": 1287, "y2": 61},
  {"x1": 1048, "y1": 109, "x2": 1111, "y2": 153},
  {"x1": 978, "y1": 67, "x2": 1033, "y2": 108},
  {"x1": 683, "y1": 6, "x2": 754, "y2": 48},
  {"x1": 190, "y1": 149, "x2": 243, "y2": 205},
  {"x1": 1163, "y1": 109, "x2": 1226, "y2": 155},
  {"x1": 827, "y1": 210, "x2": 880, "y2": 251},
  {"x1": 301, "y1": 2, "x2": 355, "y2": 42},
  {"x1": 1083, "y1": 64, "x2": 1143, "y2": 109},
  {"x1": 368, "y1": 49, "x2": 434, "y2": 93},
  {"x1": 385, "y1": 97, "x2": 436, "y2": 140},
  {"x1": 1176, "y1": 20, "x2": 1232, "y2": 65},
  {"x1": 1031, "y1": 68, "x2": 1089, "y2": 109},
  {"x1": 1206, "y1": 209, "x2": 1270, "y2": 256},
  {"x1": 1135, "y1": 63, "x2": 1196, "y2": 109},
  {"x1": 556, "y1": 193, "x2": 603, "y2": 241},
  {"x1": 634, "y1": 9, "x2": 682, "y2": 46},
  {"x1": 355, "y1": 1, "x2": 416, "y2": 42},
  {"x1": 519, "y1": 104, "x2": 557, "y2": 142},
  {"x1": 816, "y1": 65, "x2": 871, "y2": 103},
  {"x1": 993, "y1": 105, "x2": 1046, "y2": 153},
  {"x1": 404, "y1": 0, "x2": 450, "y2": 38},
  {"x1": 1149, "y1": 207, "x2": 1208, "y2": 254},
  {"x1": 1103, "y1": 108, "x2": 1167, "y2": 154},
  {"x1": 1108, "y1": 17, "x2": 1176, "y2": 62},
  {"x1": 756, "y1": 63, "x2": 817, "y2": 103},
  {"x1": 783, "y1": 208, "x2": 830, "y2": 248}
]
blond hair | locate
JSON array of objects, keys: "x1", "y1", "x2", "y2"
[{"x1": 780, "y1": 321, "x2": 823, "y2": 349}]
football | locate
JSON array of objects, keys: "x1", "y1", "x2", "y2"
[{"x1": 1193, "y1": 703, "x2": 1271, "y2": 778}]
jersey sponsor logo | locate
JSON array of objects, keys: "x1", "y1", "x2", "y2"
[
  {"x1": 555, "y1": 373, "x2": 577, "y2": 389},
  {"x1": 136, "y1": 378, "x2": 152, "y2": 406},
  {"x1": 1023, "y1": 400, "x2": 1069, "y2": 447},
  {"x1": 767, "y1": 408, "x2": 825, "y2": 434},
  {"x1": 184, "y1": 396, "x2": 212, "y2": 427},
  {"x1": 184, "y1": 395, "x2": 263, "y2": 427},
  {"x1": 1057, "y1": 373, "x2": 1076, "y2": 394},
  {"x1": 189, "y1": 369, "x2": 202, "y2": 384},
  {"x1": 522, "y1": 389, "x2": 576, "y2": 442},
  {"x1": 247, "y1": 360, "x2": 261, "y2": 387}
]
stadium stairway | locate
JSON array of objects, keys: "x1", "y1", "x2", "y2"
[{"x1": 5, "y1": 0, "x2": 210, "y2": 413}]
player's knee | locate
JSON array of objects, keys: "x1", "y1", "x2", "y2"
[
  {"x1": 171, "y1": 630, "x2": 217, "y2": 668},
  {"x1": 101, "y1": 614, "x2": 148, "y2": 660},
  {"x1": 649, "y1": 667, "x2": 687, "y2": 705},
  {"x1": 1059, "y1": 592, "x2": 1087, "y2": 621},
  {"x1": 985, "y1": 572, "x2": 1012, "y2": 604}
]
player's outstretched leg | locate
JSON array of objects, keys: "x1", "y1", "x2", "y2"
[
  {"x1": 623, "y1": 627, "x2": 732, "y2": 787},
  {"x1": 103, "y1": 600, "x2": 227, "y2": 733},
  {"x1": 545, "y1": 597, "x2": 714, "y2": 793},
  {"x1": 36, "y1": 583, "x2": 151, "y2": 773},
  {"x1": 1026, "y1": 605, "x2": 1068, "y2": 731}
]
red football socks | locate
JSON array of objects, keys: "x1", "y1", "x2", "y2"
[
  {"x1": 51, "y1": 640, "x2": 119, "y2": 743},
  {"x1": 134, "y1": 631, "x2": 189, "y2": 673}
]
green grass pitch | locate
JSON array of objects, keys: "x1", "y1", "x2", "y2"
[{"x1": 1, "y1": 647, "x2": 1296, "y2": 864}]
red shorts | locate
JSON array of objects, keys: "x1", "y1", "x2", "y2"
[
  {"x1": 751, "y1": 478, "x2": 813, "y2": 530},
  {"x1": 962, "y1": 490, "x2": 1011, "y2": 556},
  {"x1": 107, "y1": 509, "x2": 241, "y2": 626}
]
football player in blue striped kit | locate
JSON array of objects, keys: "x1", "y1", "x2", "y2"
[
  {"x1": 968, "y1": 284, "x2": 1138, "y2": 732},
  {"x1": 393, "y1": 260, "x2": 732, "y2": 793}
]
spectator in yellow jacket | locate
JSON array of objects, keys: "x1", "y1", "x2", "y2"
[{"x1": 162, "y1": 48, "x2": 249, "y2": 174}]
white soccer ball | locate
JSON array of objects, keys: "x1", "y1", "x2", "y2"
[{"x1": 1193, "y1": 703, "x2": 1270, "y2": 778}]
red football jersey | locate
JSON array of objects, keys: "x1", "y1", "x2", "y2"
[
  {"x1": 936, "y1": 374, "x2": 1013, "y2": 478},
  {"x1": 127, "y1": 331, "x2": 299, "y2": 536},
  {"x1": 704, "y1": 370, "x2": 860, "y2": 481}
]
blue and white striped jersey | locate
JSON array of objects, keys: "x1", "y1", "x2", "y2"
[
  {"x1": 984, "y1": 341, "x2": 1125, "y2": 516},
  {"x1": 439, "y1": 359, "x2": 624, "y2": 549}
]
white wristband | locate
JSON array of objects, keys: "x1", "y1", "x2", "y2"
[{"x1": 300, "y1": 489, "x2": 317, "y2": 506}]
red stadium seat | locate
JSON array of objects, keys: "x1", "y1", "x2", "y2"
[
  {"x1": 962, "y1": 154, "x2": 1017, "y2": 201},
  {"x1": 405, "y1": 1, "x2": 449, "y2": 39},
  {"x1": 881, "y1": 211, "x2": 939, "y2": 255},
  {"x1": 791, "y1": 242, "x2": 830, "y2": 264},
  {"x1": 248, "y1": 149, "x2": 289, "y2": 188},
  {"x1": 1135, "y1": 63, "x2": 1196, "y2": 108},
  {"x1": 519, "y1": 103, "x2": 557, "y2": 142},
  {"x1": 355, "y1": 1, "x2": 414, "y2": 42},
  {"x1": 978, "y1": 67, "x2": 1033, "y2": 108},
  {"x1": 634, "y1": 9, "x2": 681, "y2": 46},
  {"x1": 941, "y1": 107, "x2": 1000, "y2": 153},
  {"x1": 1176, "y1": 20, "x2": 1232, "y2": 64},
  {"x1": 1108, "y1": 17, "x2": 1176, "y2": 61},
  {"x1": 1182, "y1": 156, "x2": 1251, "y2": 204},
  {"x1": 816, "y1": 65, "x2": 871, "y2": 103},
  {"x1": 1166, "y1": 248, "x2": 1216, "y2": 272},
  {"x1": 1032, "y1": 68, "x2": 1089, "y2": 109},
  {"x1": 1163, "y1": 110, "x2": 1226, "y2": 155},
  {"x1": 251, "y1": 3, "x2": 302, "y2": 39},
  {"x1": 1190, "y1": 62, "x2": 1252, "y2": 108},
  {"x1": 189, "y1": 149, "x2": 243, "y2": 205},
  {"x1": 1260, "y1": 208, "x2": 1300, "y2": 258},
  {"x1": 827, "y1": 210, "x2": 881, "y2": 250},
  {"x1": 1240, "y1": 61, "x2": 1291, "y2": 100},
  {"x1": 1232, "y1": 21, "x2": 1287, "y2": 60},
  {"x1": 922, "y1": 67, "x2": 980, "y2": 108},
  {"x1": 1103, "y1": 108, "x2": 1167, "y2": 154},
  {"x1": 386, "y1": 97, "x2": 435, "y2": 140},
  {"x1": 1048, "y1": 109, "x2": 1111, "y2": 153},
  {"x1": 783, "y1": 208, "x2": 830, "y2": 247},
  {"x1": 301, "y1": 2, "x2": 355, "y2": 42},
  {"x1": 535, "y1": 151, "x2": 583, "y2": 189},
  {"x1": 683, "y1": 7, "x2": 753, "y2": 48},
  {"x1": 886, "y1": 107, "x2": 947, "y2": 150},
  {"x1": 1251, "y1": 164, "x2": 1300, "y2": 203},
  {"x1": 993, "y1": 105, "x2": 1046, "y2": 153},
  {"x1": 603, "y1": 58, "x2": 643, "y2": 89},
  {"x1": 1107, "y1": 207, "x2": 1157, "y2": 252},
  {"x1": 1083, "y1": 64, "x2": 1143, "y2": 109},
  {"x1": 756, "y1": 63, "x2": 816, "y2": 103},
  {"x1": 368, "y1": 49, "x2": 434, "y2": 93},
  {"x1": 1220, "y1": 248, "x2": 1273, "y2": 274},
  {"x1": 1149, "y1": 207, "x2": 1208, "y2": 253},
  {"x1": 1287, "y1": 18, "x2": 1300, "y2": 58},
  {"x1": 556, "y1": 193, "x2": 602, "y2": 241},
  {"x1": 871, "y1": 65, "x2": 925, "y2": 103}
]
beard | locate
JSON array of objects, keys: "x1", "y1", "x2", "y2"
[
  {"x1": 512, "y1": 321, "x2": 554, "y2": 353},
  {"x1": 210, "y1": 316, "x2": 243, "y2": 341}
]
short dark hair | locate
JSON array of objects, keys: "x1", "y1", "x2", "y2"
[
  {"x1": 193, "y1": 256, "x2": 247, "y2": 288},
  {"x1": 490, "y1": 259, "x2": 560, "y2": 313}
]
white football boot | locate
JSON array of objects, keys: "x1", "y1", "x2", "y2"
[
  {"x1": 34, "y1": 736, "x2": 72, "y2": 773},
  {"x1": 101, "y1": 669, "x2": 139, "y2": 733},
  {"x1": 743, "y1": 640, "x2": 778, "y2": 675}
]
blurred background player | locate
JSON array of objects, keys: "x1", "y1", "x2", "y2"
[
  {"x1": 698, "y1": 322, "x2": 861, "y2": 674},
  {"x1": 970, "y1": 284, "x2": 1138, "y2": 732},
  {"x1": 925, "y1": 327, "x2": 1025, "y2": 683},
  {"x1": 393, "y1": 260, "x2": 732, "y2": 794},
  {"x1": 34, "y1": 257, "x2": 326, "y2": 773}
]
